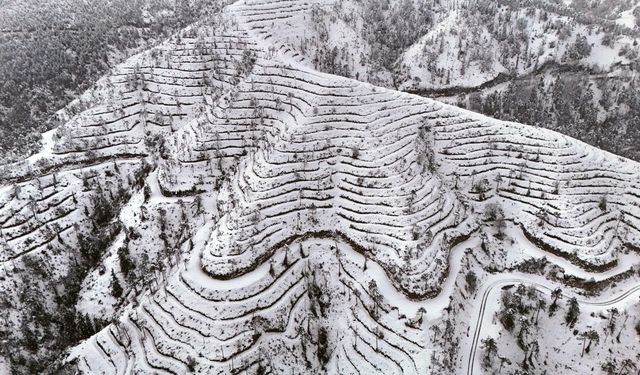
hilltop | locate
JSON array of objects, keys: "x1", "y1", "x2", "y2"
[{"x1": 0, "y1": 0, "x2": 639, "y2": 374}]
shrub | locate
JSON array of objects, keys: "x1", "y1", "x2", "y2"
[
  {"x1": 186, "y1": 356, "x2": 196, "y2": 372},
  {"x1": 567, "y1": 34, "x2": 591, "y2": 60},
  {"x1": 317, "y1": 326, "x2": 330, "y2": 365},
  {"x1": 465, "y1": 271, "x2": 478, "y2": 294},
  {"x1": 499, "y1": 309, "x2": 515, "y2": 332},
  {"x1": 565, "y1": 297, "x2": 580, "y2": 327},
  {"x1": 110, "y1": 270, "x2": 123, "y2": 299},
  {"x1": 484, "y1": 203, "x2": 504, "y2": 222},
  {"x1": 118, "y1": 245, "x2": 136, "y2": 280},
  {"x1": 598, "y1": 195, "x2": 607, "y2": 211}
]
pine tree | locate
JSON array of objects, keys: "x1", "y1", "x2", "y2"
[
  {"x1": 565, "y1": 297, "x2": 580, "y2": 327},
  {"x1": 111, "y1": 270, "x2": 123, "y2": 299},
  {"x1": 481, "y1": 337, "x2": 498, "y2": 368}
]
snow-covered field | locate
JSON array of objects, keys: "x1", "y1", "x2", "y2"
[
  {"x1": 616, "y1": 8, "x2": 638, "y2": 29},
  {"x1": 0, "y1": 0, "x2": 639, "y2": 374}
]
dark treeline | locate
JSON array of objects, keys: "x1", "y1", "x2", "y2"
[
  {"x1": 464, "y1": 71, "x2": 640, "y2": 161},
  {"x1": 0, "y1": 0, "x2": 220, "y2": 164}
]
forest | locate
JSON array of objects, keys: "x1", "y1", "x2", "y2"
[{"x1": 0, "y1": 0, "x2": 220, "y2": 164}]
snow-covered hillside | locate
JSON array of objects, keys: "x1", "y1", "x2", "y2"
[
  {"x1": 244, "y1": 0, "x2": 638, "y2": 90},
  {"x1": 236, "y1": 0, "x2": 640, "y2": 163},
  {"x1": 0, "y1": 0, "x2": 639, "y2": 374}
]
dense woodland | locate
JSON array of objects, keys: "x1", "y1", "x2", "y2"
[
  {"x1": 465, "y1": 72, "x2": 640, "y2": 160},
  {"x1": 0, "y1": 0, "x2": 219, "y2": 164}
]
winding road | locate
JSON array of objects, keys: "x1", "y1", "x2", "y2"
[{"x1": 182, "y1": 214, "x2": 640, "y2": 375}]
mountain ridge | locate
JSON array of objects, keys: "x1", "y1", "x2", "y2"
[{"x1": 0, "y1": 0, "x2": 639, "y2": 373}]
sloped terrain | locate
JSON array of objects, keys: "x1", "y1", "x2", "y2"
[
  {"x1": 0, "y1": 0, "x2": 224, "y2": 164},
  {"x1": 0, "y1": 0, "x2": 640, "y2": 374},
  {"x1": 232, "y1": 0, "x2": 640, "y2": 162}
]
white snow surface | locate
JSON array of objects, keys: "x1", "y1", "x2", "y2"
[{"x1": 0, "y1": 0, "x2": 639, "y2": 374}]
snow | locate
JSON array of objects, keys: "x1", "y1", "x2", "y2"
[
  {"x1": 353, "y1": 234, "x2": 477, "y2": 319},
  {"x1": 145, "y1": 168, "x2": 195, "y2": 204},
  {"x1": 616, "y1": 9, "x2": 637, "y2": 29},
  {"x1": 1, "y1": 0, "x2": 639, "y2": 373},
  {"x1": 508, "y1": 222, "x2": 636, "y2": 281},
  {"x1": 400, "y1": 9, "x2": 506, "y2": 91},
  {"x1": 118, "y1": 190, "x2": 145, "y2": 228},
  {"x1": 26, "y1": 128, "x2": 56, "y2": 164},
  {"x1": 0, "y1": 356, "x2": 9, "y2": 375},
  {"x1": 458, "y1": 219, "x2": 640, "y2": 374},
  {"x1": 585, "y1": 33, "x2": 632, "y2": 69},
  {"x1": 185, "y1": 219, "x2": 273, "y2": 290},
  {"x1": 75, "y1": 232, "x2": 123, "y2": 319},
  {"x1": 467, "y1": 274, "x2": 640, "y2": 374}
]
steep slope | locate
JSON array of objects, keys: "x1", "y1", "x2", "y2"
[
  {"x1": 0, "y1": 0, "x2": 639, "y2": 374},
  {"x1": 231, "y1": 0, "x2": 640, "y2": 162},
  {"x1": 0, "y1": 0, "x2": 225, "y2": 164},
  {"x1": 243, "y1": 0, "x2": 639, "y2": 91}
]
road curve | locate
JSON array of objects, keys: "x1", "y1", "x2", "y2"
[{"x1": 466, "y1": 277, "x2": 640, "y2": 375}]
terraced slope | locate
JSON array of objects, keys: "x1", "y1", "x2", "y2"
[{"x1": 0, "y1": 0, "x2": 639, "y2": 373}]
